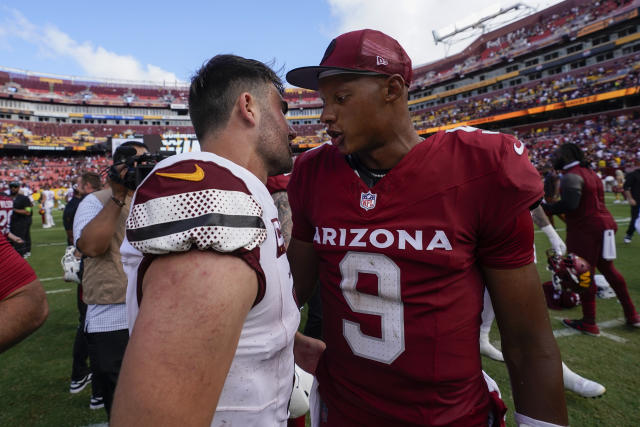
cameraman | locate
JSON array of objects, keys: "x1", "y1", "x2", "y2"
[{"x1": 73, "y1": 141, "x2": 149, "y2": 417}]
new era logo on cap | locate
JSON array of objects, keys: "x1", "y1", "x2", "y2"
[{"x1": 286, "y1": 29, "x2": 412, "y2": 90}]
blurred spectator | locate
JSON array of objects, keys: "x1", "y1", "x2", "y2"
[{"x1": 623, "y1": 166, "x2": 640, "y2": 243}]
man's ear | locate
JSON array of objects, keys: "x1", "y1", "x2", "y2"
[
  {"x1": 383, "y1": 74, "x2": 405, "y2": 103},
  {"x1": 237, "y1": 92, "x2": 259, "y2": 127}
]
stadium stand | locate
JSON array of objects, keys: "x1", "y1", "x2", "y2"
[{"x1": 2, "y1": 0, "x2": 640, "y2": 192}]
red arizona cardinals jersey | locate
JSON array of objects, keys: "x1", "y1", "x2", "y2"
[
  {"x1": 563, "y1": 164, "x2": 617, "y2": 233},
  {"x1": 0, "y1": 233, "x2": 37, "y2": 301},
  {"x1": 0, "y1": 194, "x2": 13, "y2": 237},
  {"x1": 266, "y1": 174, "x2": 291, "y2": 194},
  {"x1": 289, "y1": 127, "x2": 542, "y2": 426}
]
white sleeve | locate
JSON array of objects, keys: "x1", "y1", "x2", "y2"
[{"x1": 73, "y1": 194, "x2": 103, "y2": 246}]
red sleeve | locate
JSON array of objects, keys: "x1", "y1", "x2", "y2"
[
  {"x1": 288, "y1": 150, "x2": 316, "y2": 242},
  {"x1": 0, "y1": 234, "x2": 37, "y2": 301},
  {"x1": 476, "y1": 209, "x2": 535, "y2": 268},
  {"x1": 476, "y1": 133, "x2": 542, "y2": 268},
  {"x1": 266, "y1": 174, "x2": 290, "y2": 194}
]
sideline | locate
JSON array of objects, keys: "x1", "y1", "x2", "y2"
[
  {"x1": 46, "y1": 288, "x2": 72, "y2": 295},
  {"x1": 40, "y1": 276, "x2": 64, "y2": 282}
]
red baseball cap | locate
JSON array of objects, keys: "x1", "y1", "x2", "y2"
[{"x1": 286, "y1": 29, "x2": 412, "y2": 91}]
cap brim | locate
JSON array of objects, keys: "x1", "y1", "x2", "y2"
[
  {"x1": 286, "y1": 66, "x2": 384, "y2": 91},
  {"x1": 286, "y1": 66, "x2": 336, "y2": 91}
]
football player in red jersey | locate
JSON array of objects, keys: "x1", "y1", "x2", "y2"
[
  {"x1": 286, "y1": 29, "x2": 567, "y2": 427},
  {"x1": 0, "y1": 194, "x2": 48, "y2": 353},
  {"x1": 543, "y1": 143, "x2": 640, "y2": 335}
]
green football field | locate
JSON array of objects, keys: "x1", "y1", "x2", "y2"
[{"x1": 0, "y1": 196, "x2": 638, "y2": 426}]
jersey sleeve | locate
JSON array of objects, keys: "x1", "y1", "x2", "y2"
[
  {"x1": 127, "y1": 158, "x2": 267, "y2": 254},
  {"x1": 0, "y1": 234, "x2": 37, "y2": 301},
  {"x1": 266, "y1": 174, "x2": 290, "y2": 194},
  {"x1": 476, "y1": 133, "x2": 543, "y2": 268},
  {"x1": 126, "y1": 158, "x2": 268, "y2": 297}
]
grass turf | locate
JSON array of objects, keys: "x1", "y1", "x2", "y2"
[{"x1": 1, "y1": 197, "x2": 639, "y2": 426}]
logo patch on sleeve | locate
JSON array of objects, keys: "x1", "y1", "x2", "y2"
[{"x1": 156, "y1": 164, "x2": 205, "y2": 181}]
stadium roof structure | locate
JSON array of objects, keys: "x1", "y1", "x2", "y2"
[
  {"x1": 432, "y1": 1, "x2": 536, "y2": 56},
  {"x1": 0, "y1": 65, "x2": 189, "y2": 89}
]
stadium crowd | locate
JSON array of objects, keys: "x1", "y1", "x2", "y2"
[
  {"x1": 412, "y1": 56, "x2": 640, "y2": 129},
  {"x1": 411, "y1": 0, "x2": 635, "y2": 88},
  {"x1": 0, "y1": 155, "x2": 110, "y2": 197}
]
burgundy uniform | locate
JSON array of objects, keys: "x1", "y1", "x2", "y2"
[
  {"x1": 0, "y1": 194, "x2": 13, "y2": 237},
  {"x1": 267, "y1": 174, "x2": 291, "y2": 194},
  {"x1": 563, "y1": 164, "x2": 616, "y2": 264},
  {"x1": 289, "y1": 127, "x2": 543, "y2": 426},
  {"x1": 0, "y1": 234, "x2": 37, "y2": 301}
]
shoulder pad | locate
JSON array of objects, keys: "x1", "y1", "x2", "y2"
[{"x1": 127, "y1": 158, "x2": 267, "y2": 255}]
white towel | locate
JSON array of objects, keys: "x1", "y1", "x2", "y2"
[{"x1": 602, "y1": 229, "x2": 616, "y2": 260}]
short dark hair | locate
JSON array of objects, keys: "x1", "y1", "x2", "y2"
[
  {"x1": 188, "y1": 54, "x2": 283, "y2": 141},
  {"x1": 81, "y1": 171, "x2": 102, "y2": 192}
]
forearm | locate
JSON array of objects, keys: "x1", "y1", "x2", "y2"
[
  {"x1": 486, "y1": 264, "x2": 567, "y2": 425},
  {"x1": 288, "y1": 238, "x2": 319, "y2": 306},
  {"x1": 272, "y1": 191, "x2": 292, "y2": 247},
  {"x1": 76, "y1": 199, "x2": 123, "y2": 256},
  {"x1": 13, "y1": 209, "x2": 31, "y2": 216},
  {"x1": 0, "y1": 280, "x2": 49, "y2": 353},
  {"x1": 531, "y1": 205, "x2": 550, "y2": 228},
  {"x1": 624, "y1": 190, "x2": 636, "y2": 205},
  {"x1": 502, "y1": 327, "x2": 566, "y2": 424}
]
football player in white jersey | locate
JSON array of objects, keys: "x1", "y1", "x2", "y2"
[
  {"x1": 111, "y1": 55, "x2": 301, "y2": 426},
  {"x1": 42, "y1": 185, "x2": 55, "y2": 228}
]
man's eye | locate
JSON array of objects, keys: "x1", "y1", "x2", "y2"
[{"x1": 336, "y1": 95, "x2": 347, "y2": 104}]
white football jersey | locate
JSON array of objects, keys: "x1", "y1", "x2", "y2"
[
  {"x1": 43, "y1": 189, "x2": 55, "y2": 207},
  {"x1": 121, "y1": 151, "x2": 299, "y2": 426}
]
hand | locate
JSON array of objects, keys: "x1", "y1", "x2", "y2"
[
  {"x1": 551, "y1": 236, "x2": 567, "y2": 256},
  {"x1": 293, "y1": 332, "x2": 326, "y2": 376},
  {"x1": 541, "y1": 224, "x2": 566, "y2": 255},
  {"x1": 109, "y1": 164, "x2": 129, "y2": 201},
  {"x1": 630, "y1": 198, "x2": 637, "y2": 207}
]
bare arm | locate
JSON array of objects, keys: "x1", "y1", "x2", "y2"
[
  {"x1": 0, "y1": 279, "x2": 49, "y2": 353},
  {"x1": 624, "y1": 189, "x2": 636, "y2": 206},
  {"x1": 111, "y1": 250, "x2": 258, "y2": 426},
  {"x1": 287, "y1": 237, "x2": 319, "y2": 306},
  {"x1": 484, "y1": 263, "x2": 567, "y2": 425},
  {"x1": 272, "y1": 190, "x2": 292, "y2": 247},
  {"x1": 13, "y1": 207, "x2": 31, "y2": 216},
  {"x1": 76, "y1": 179, "x2": 128, "y2": 257},
  {"x1": 530, "y1": 205, "x2": 551, "y2": 228},
  {"x1": 6, "y1": 232, "x2": 24, "y2": 244}
]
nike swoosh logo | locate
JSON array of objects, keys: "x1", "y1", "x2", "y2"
[
  {"x1": 156, "y1": 164, "x2": 205, "y2": 181},
  {"x1": 513, "y1": 140, "x2": 525, "y2": 156}
]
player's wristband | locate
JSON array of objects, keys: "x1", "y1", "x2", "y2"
[
  {"x1": 111, "y1": 196, "x2": 125, "y2": 208},
  {"x1": 514, "y1": 412, "x2": 568, "y2": 427}
]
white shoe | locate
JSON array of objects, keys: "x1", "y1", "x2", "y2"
[
  {"x1": 479, "y1": 338, "x2": 504, "y2": 361},
  {"x1": 563, "y1": 367, "x2": 606, "y2": 398}
]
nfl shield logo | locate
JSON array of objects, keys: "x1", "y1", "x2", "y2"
[{"x1": 360, "y1": 191, "x2": 377, "y2": 211}]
